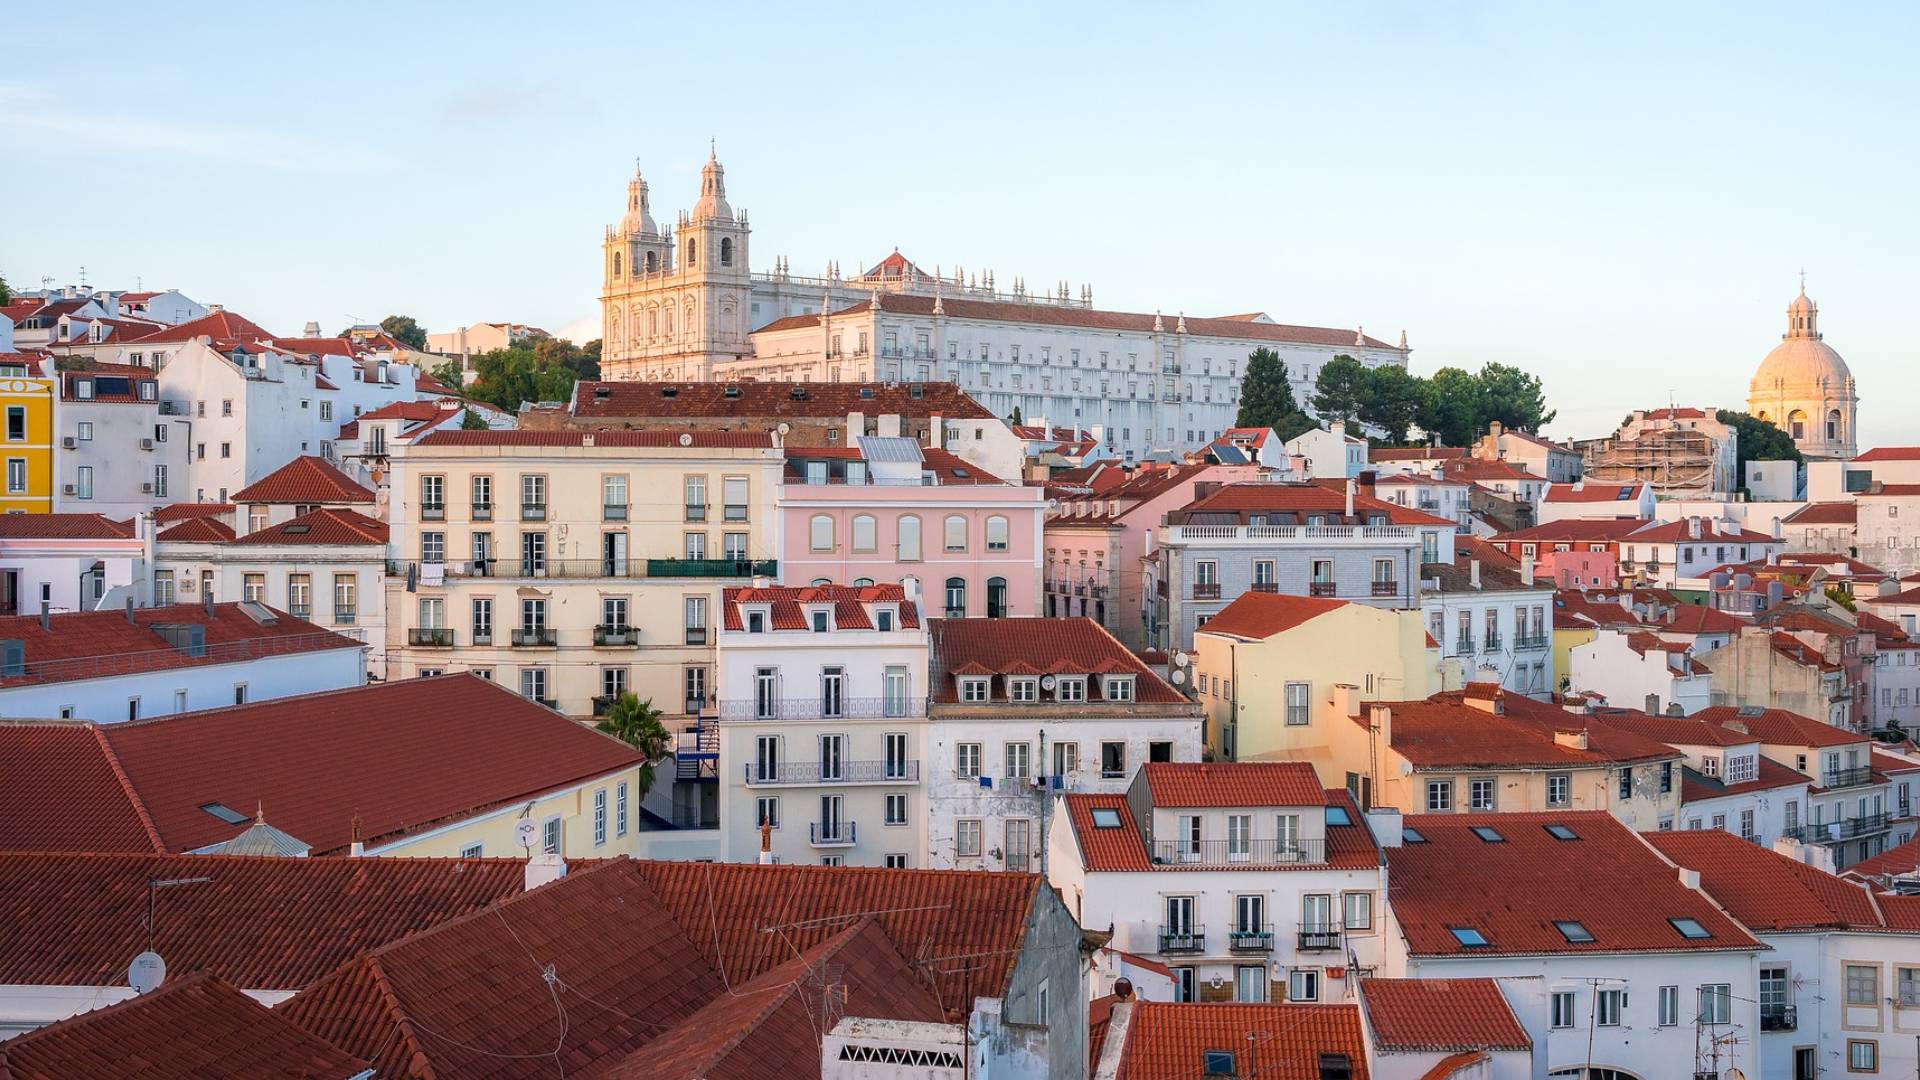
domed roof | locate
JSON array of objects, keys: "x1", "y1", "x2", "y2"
[
  {"x1": 620, "y1": 169, "x2": 657, "y2": 237},
  {"x1": 1751, "y1": 287, "x2": 1851, "y2": 391},
  {"x1": 691, "y1": 147, "x2": 731, "y2": 222}
]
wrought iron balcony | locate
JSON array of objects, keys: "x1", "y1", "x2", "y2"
[
  {"x1": 1371, "y1": 580, "x2": 1398, "y2": 597},
  {"x1": 743, "y1": 760, "x2": 920, "y2": 786},
  {"x1": 1515, "y1": 634, "x2": 1551, "y2": 651},
  {"x1": 420, "y1": 503, "x2": 445, "y2": 521},
  {"x1": 1822, "y1": 766, "x2": 1874, "y2": 790},
  {"x1": 809, "y1": 821, "x2": 856, "y2": 847},
  {"x1": 521, "y1": 503, "x2": 547, "y2": 521},
  {"x1": 603, "y1": 504, "x2": 628, "y2": 521},
  {"x1": 1310, "y1": 582, "x2": 1337, "y2": 598},
  {"x1": 719, "y1": 696, "x2": 927, "y2": 721},
  {"x1": 1149, "y1": 839, "x2": 1325, "y2": 866},
  {"x1": 646, "y1": 558, "x2": 777, "y2": 578},
  {"x1": 408, "y1": 628, "x2": 454, "y2": 647},
  {"x1": 1192, "y1": 583, "x2": 1221, "y2": 600},
  {"x1": 593, "y1": 624, "x2": 640, "y2": 647},
  {"x1": 1297, "y1": 928, "x2": 1342, "y2": 952},
  {"x1": 1483, "y1": 636, "x2": 1504, "y2": 653},
  {"x1": 1760, "y1": 1004, "x2": 1797, "y2": 1032},
  {"x1": 1250, "y1": 582, "x2": 1278, "y2": 593},
  {"x1": 1453, "y1": 637, "x2": 1476, "y2": 657},
  {"x1": 1228, "y1": 925, "x2": 1275, "y2": 952},
  {"x1": 1159, "y1": 926, "x2": 1205, "y2": 954},
  {"x1": 510, "y1": 627, "x2": 557, "y2": 647},
  {"x1": 471, "y1": 502, "x2": 493, "y2": 521}
]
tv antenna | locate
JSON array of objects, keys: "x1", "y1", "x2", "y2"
[{"x1": 134, "y1": 875, "x2": 212, "y2": 993}]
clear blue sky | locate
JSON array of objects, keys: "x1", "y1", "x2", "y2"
[{"x1": 4, "y1": 2, "x2": 1915, "y2": 445}]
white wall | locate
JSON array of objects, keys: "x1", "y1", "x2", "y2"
[{"x1": 0, "y1": 645, "x2": 364, "y2": 722}]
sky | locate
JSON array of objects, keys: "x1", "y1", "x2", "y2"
[{"x1": 3, "y1": 2, "x2": 1915, "y2": 445}]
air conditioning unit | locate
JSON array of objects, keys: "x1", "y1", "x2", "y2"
[
  {"x1": 60, "y1": 437, "x2": 76, "y2": 449},
  {"x1": 140, "y1": 483, "x2": 153, "y2": 493},
  {"x1": 62, "y1": 484, "x2": 75, "y2": 495},
  {"x1": 139, "y1": 439, "x2": 155, "y2": 451}
]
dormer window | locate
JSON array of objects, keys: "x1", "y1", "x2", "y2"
[
  {"x1": 746, "y1": 610, "x2": 767, "y2": 633},
  {"x1": 875, "y1": 607, "x2": 895, "y2": 632},
  {"x1": 959, "y1": 677, "x2": 989, "y2": 703},
  {"x1": 810, "y1": 608, "x2": 831, "y2": 632},
  {"x1": 74, "y1": 379, "x2": 93, "y2": 400},
  {"x1": 138, "y1": 381, "x2": 156, "y2": 400},
  {"x1": 1056, "y1": 677, "x2": 1087, "y2": 702},
  {"x1": 1104, "y1": 676, "x2": 1135, "y2": 702},
  {"x1": 1010, "y1": 677, "x2": 1038, "y2": 702}
]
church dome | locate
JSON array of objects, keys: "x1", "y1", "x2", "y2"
[
  {"x1": 691, "y1": 147, "x2": 731, "y2": 222},
  {"x1": 1751, "y1": 286, "x2": 1851, "y2": 392},
  {"x1": 620, "y1": 169, "x2": 657, "y2": 237}
]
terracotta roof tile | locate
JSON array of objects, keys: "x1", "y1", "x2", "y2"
[
  {"x1": 1388, "y1": 811, "x2": 1760, "y2": 956},
  {"x1": 569, "y1": 380, "x2": 994, "y2": 421},
  {"x1": 1115, "y1": 1002, "x2": 1370, "y2": 1080},
  {"x1": 0, "y1": 513, "x2": 133, "y2": 539},
  {"x1": 1494, "y1": 519, "x2": 1650, "y2": 544},
  {"x1": 1375, "y1": 699, "x2": 1678, "y2": 769},
  {"x1": 1371, "y1": 446, "x2": 1467, "y2": 462},
  {"x1": 1172, "y1": 481, "x2": 1454, "y2": 528},
  {"x1": 1196, "y1": 592, "x2": 1349, "y2": 640},
  {"x1": 1680, "y1": 756, "x2": 1812, "y2": 802},
  {"x1": 151, "y1": 502, "x2": 233, "y2": 525},
  {"x1": 1644, "y1": 829, "x2": 1895, "y2": 932},
  {"x1": 1419, "y1": 1052, "x2": 1492, "y2": 1079},
  {"x1": 0, "y1": 852, "x2": 526, "y2": 988},
  {"x1": 0, "y1": 602, "x2": 356, "y2": 692},
  {"x1": 0, "y1": 973, "x2": 370, "y2": 1079},
  {"x1": 721, "y1": 583, "x2": 918, "y2": 631},
  {"x1": 1544, "y1": 482, "x2": 1645, "y2": 503},
  {"x1": 1689, "y1": 706, "x2": 1865, "y2": 747},
  {"x1": 155, "y1": 516, "x2": 236, "y2": 542},
  {"x1": 1855, "y1": 447, "x2": 1920, "y2": 462},
  {"x1": 1440, "y1": 458, "x2": 1546, "y2": 483},
  {"x1": 229, "y1": 507, "x2": 388, "y2": 546},
  {"x1": 230, "y1": 456, "x2": 374, "y2": 504},
  {"x1": 928, "y1": 617, "x2": 1187, "y2": 704},
  {"x1": 1358, "y1": 978, "x2": 1531, "y2": 1051},
  {"x1": 125, "y1": 309, "x2": 274, "y2": 346},
  {"x1": 414, "y1": 428, "x2": 776, "y2": 448},
  {"x1": 1143, "y1": 762, "x2": 1327, "y2": 807},
  {"x1": 1785, "y1": 501, "x2": 1859, "y2": 525},
  {"x1": 1064, "y1": 794, "x2": 1154, "y2": 871},
  {"x1": 0, "y1": 724, "x2": 162, "y2": 852},
  {"x1": 1843, "y1": 837, "x2": 1920, "y2": 881}
]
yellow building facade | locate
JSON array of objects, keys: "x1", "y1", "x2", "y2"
[
  {"x1": 0, "y1": 375, "x2": 56, "y2": 513},
  {"x1": 368, "y1": 762, "x2": 650, "y2": 859}
]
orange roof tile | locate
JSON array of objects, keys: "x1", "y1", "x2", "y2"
[
  {"x1": 414, "y1": 428, "x2": 776, "y2": 448},
  {"x1": 1358, "y1": 978, "x2": 1531, "y2": 1051},
  {"x1": 125, "y1": 309, "x2": 274, "y2": 346},
  {"x1": 1197, "y1": 592, "x2": 1349, "y2": 640},
  {"x1": 1143, "y1": 761, "x2": 1327, "y2": 807},
  {"x1": 569, "y1": 380, "x2": 994, "y2": 421},
  {"x1": 151, "y1": 502, "x2": 233, "y2": 525},
  {"x1": 929, "y1": 617, "x2": 1187, "y2": 704},
  {"x1": 721, "y1": 583, "x2": 918, "y2": 630},
  {"x1": 1785, "y1": 501, "x2": 1858, "y2": 525},
  {"x1": 1644, "y1": 829, "x2": 1902, "y2": 932},
  {"x1": 1691, "y1": 706, "x2": 1864, "y2": 748},
  {"x1": 1173, "y1": 481, "x2": 1454, "y2": 528},
  {"x1": 0, "y1": 513, "x2": 133, "y2": 540},
  {"x1": 1544, "y1": 482, "x2": 1644, "y2": 503},
  {"x1": 1114, "y1": 1002, "x2": 1370, "y2": 1080},
  {"x1": 229, "y1": 507, "x2": 388, "y2": 546},
  {"x1": 155, "y1": 516, "x2": 236, "y2": 542},
  {"x1": 0, "y1": 602, "x2": 355, "y2": 691},
  {"x1": 230, "y1": 456, "x2": 374, "y2": 504}
]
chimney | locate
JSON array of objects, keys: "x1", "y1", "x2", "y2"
[
  {"x1": 1469, "y1": 559, "x2": 1481, "y2": 589},
  {"x1": 1689, "y1": 517, "x2": 1702, "y2": 539},
  {"x1": 1191, "y1": 481, "x2": 1222, "y2": 503},
  {"x1": 1329, "y1": 682, "x2": 1360, "y2": 720},
  {"x1": 39, "y1": 601, "x2": 50, "y2": 632},
  {"x1": 524, "y1": 852, "x2": 567, "y2": 890},
  {"x1": 1554, "y1": 728, "x2": 1591, "y2": 750},
  {"x1": 207, "y1": 303, "x2": 224, "y2": 314},
  {"x1": 1365, "y1": 807, "x2": 1403, "y2": 847},
  {"x1": 1367, "y1": 703, "x2": 1392, "y2": 747},
  {"x1": 349, "y1": 813, "x2": 365, "y2": 857},
  {"x1": 302, "y1": 320, "x2": 321, "y2": 337},
  {"x1": 759, "y1": 820, "x2": 775, "y2": 864},
  {"x1": 1344, "y1": 478, "x2": 1356, "y2": 518},
  {"x1": 1772, "y1": 516, "x2": 1784, "y2": 541},
  {"x1": 125, "y1": 596, "x2": 135, "y2": 625},
  {"x1": 1520, "y1": 555, "x2": 1535, "y2": 587},
  {"x1": 1571, "y1": 478, "x2": 1585, "y2": 492},
  {"x1": 1463, "y1": 687, "x2": 1503, "y2": 714},
  {"x1": 1677, "y1": 867, "x2": 1702, "y2": 891}
]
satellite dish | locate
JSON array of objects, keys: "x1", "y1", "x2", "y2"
[
  {"x1": 1040, "y1": 675, "x2": 1058, "y2": 690},
  {"x1": 129, "y1": 950, "x2": 166, "y2": 994},
  {"x1": 1172, "y1": 652, "x2": 1191, "y2": 669},
  {"x1": 777, "y1": 422, "x2": 791, "y2": 435},
  {"x1": 514, "y1": 818, "x2": 538, "y2": 850},
  {"x1": 678, "y1": 433, "x2": 693, "y2": 447},
  {"x1": 1170, "y1": 669, "x2": 1187, "y2": 685}
]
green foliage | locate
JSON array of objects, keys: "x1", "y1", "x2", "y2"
[
  {"x1": 460, "y1": 408, "x2": 488, "y2": 430},
  {"x1": 1359, "y1": 364, "x2": 1425, "y2": 445},
  {"x1": 1310, "y1": 355, "x2": 1372, "y2": 426},
  {"x1": 0, "y1": 273, "x2": 10, "y2": 305},
  {"x1": 1475, "y1": 362, "x2": 1556, "y2": 433},
  {"x1": 1235, "y1": 348, "x2": 1316, "y2": 440},
  {"x1": 1716, "y1": 409, "x2": 1802, "y2": 485},
  {"x1": 429, "y1": 359, "x2": 465, "y2": 393},
  {"x1": 1826, "y1": 585, "x2": 1856, "y2": 612},
  {"x1": 378, "y1": 315, "x2": 428, "y2": 350},
  {"x1": 1009, "y1": 404, "x2": 1024, "y2": 425},
  {"x1": 465, "y1": 341, "x2": 592, "y2": 412},
  {"x1": 594, "y1": 693, "x2": 673, "y2": 796},
  {"x1": 1417, "y1": 367, "x2": 1486, "y2": 447}
]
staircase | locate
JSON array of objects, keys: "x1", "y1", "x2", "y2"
[{"x1": 676, "y1": 719, "x2": 719, "y2": 781}]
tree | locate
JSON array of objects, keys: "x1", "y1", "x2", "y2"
[
  {"x1": 595, "y1": 693, "x2": 673, "y2": 795},
  {"x1": 378, "y1": 315, "x2": 428, "y2": 350},
  {"x1": 1716, "y1": 409, "x2": 1802, "y2": 488},
  {"x1": 466, "y1": 345, "x2": 581, "y2": 412},
  {"x1": 1360, "y1": 365, "x2": 1424, "y2": 445},
  {"x1": 1476, "y1": 362, "x2": 1555, "y2": 433},
  {"x1": 429, "y1": 359, "x2": 465, "y2": 392},
  {"x1": 0, "y1": 273, "x2": 10, "y2": 305},
  {"x1": 1417, "y1": 366, "x2": 1485, "y2": 448},
  {"x1": 460, "y1": 408, "x2": 488, "y2": 430},
  {"x1": 1235, "y1": 348, "x2": 1316, "y2": 440},
  {"x1": 1008, "y1": 404, "x2": 1024, "y2": 426},
  {"x1": 1310, "y1": 355, "x2": 1372, "y2": 426}
]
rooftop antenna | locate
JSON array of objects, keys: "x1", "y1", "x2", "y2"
[
  {"x1": 78, "y1": 266, "x2": 88, "y2": 289},
  {"x1": 134, "y1": 875, "x2": 213, "y2": 993}
]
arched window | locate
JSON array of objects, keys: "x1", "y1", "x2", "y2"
[
  {"x1": 853, "y1": 577, "x2": 875, "y2": 588},
  {"x1": 897, "y1": 515, "x2": 922, "y2": 561},
  {"x1": 944, "y1": 515, "x2": 968, "y2": 553},
  {"x1": 852, "y1": 514, "x2": 877, "y2": 553},
  {"x1": 1827, "y1": 409, "x2": 1842, "y2": 441},
  {"x1": 686, "y1": 238, "x2": 696, "y2": 266},
  {"x1": 944, "y1": 577, "x2": 967, "y2": 618},
  {"x1": 1788, "y1": 409, "x2": 1808, "y2": 440},
  {"x1": 645, "y1": 250, "x2": 658, "y2": 272},
  {"x1": 809, "y1": 514, "x2": 834, "y2": 552},
  {"x1": 663, "y1": 308, "x2": 674, "y2": 338},
  {"x1": 810, "y1": 577, "x2": 833, "y2": 587},
  {"x1": 987, "y1": 576, "x2": 1007, "y2": 618},
  {"x1": 611, "y1": 251, "x2": 622, "y2": 278},
  {"x1": 985, "y1": 515, "x2": 1010, "y2": 553},
  {"x1": 720, "y1": 237, "x2": 733, "y2": 267}
]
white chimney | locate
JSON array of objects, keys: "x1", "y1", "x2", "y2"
[
  {"x1": 1520, "y1": 554, "x2": 1535, "y2": 587},
  {"x1": 1469, "y1": 559, "x2": 1482, "y2": 589},
  {"x1": 1689, "y1": 517, "x2": 1702, "y2": 539},
  {"x1": 1677, "y1": 866, "x2": 1702, "y2": 891},
  {"x1": 1344, "y1": 478, "x2": 1356, "y2": 517},
  {"x1": 1329, "y1": 682, "x2": 1360, "y2": 720},
  {"x1": 525, "y1": 852, "x2": 567, "y2": 891},
  {"x1": 0, "y1": 315, "x2": 12, "y2": 353},
  {"x1": 302, "y1": 320, "x2": 321, "y2": 337}
]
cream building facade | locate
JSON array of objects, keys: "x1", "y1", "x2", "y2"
[
  {"x1": 1748, "y1": 283, "x2": 1859, "y2": 460},
  {"x1": 381, "y1": 429, "x2": 785, "y2": 724}
]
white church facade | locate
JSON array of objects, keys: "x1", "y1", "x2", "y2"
[{"x1": 598, "y1": 152, "x2": 1411, "y2": 462}]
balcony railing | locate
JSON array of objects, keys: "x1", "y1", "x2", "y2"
[
  {"x1": 408, "y1": 628, "x2": 454, "y2": 647},
  {"x1": 743, "y1": 760, "x2": 921, "y2": 786},
  {"x1": 1760, "y1": 1005, "x2": 1797, "y2": 1032},
  {"x1": 1483, "y1": 636, "x2": 1504, "y2": 653},
  {"x1": 1228, "y1": 925, "x2": 1275, "y2": 952},
  {"x1": 1149, "y1": 839, "x2": 1325, "y2": 866},
  {"x1": 334, "y1": 607, "x2": 356, "y2": 625},
  {"x1": 1309, "y1": 581, "x2": 1337, "y2": 597},
  {"x1": 521, "y1": 503, "x2": 547, "y2": 521},
  {"x1": 648, "y1": 558, "x2": 777, "y2": 578},
  {"x1": 809, "y1": 822, "x2": 856, "y2": 847},
  {"x1": 420, "y1": 503, "x2": 445, "y2": 521},
  {"x1": 1297, "y1": 929, "x2": 1342, "y2": 952},
  {"x1": 1822, "y1": 766, "x2": 1874, "y2": 790},
  {"x1": 603, "y1": 504, "x2": 628, "y2": 521},
  {"x1": 1159, "y1": 926, "x2": 1205, "y2": 954},
  {"x1": 472, "y1": 630, "x2": 493, "y2": 646},
  {"x1": 592, "y1": 694, "x2": 618, "y2": 717},
  {"x1": 593, "y1": 624, "x2": 640, "y2": 647},
  {"x1": 1167, "y1": 524, "x2": 1416, "y2": 544},
  {"x1": 389, "y1": 558, "x2": 777, "y2": 581},
  {"x1": 510, "y1": 627, "x2": 557, "y2": 647},
  {"x1": 685, "y1": 503, "x2": 708, "y2": 522},
  {"x1": 719, "y1": 696, "x2": 927, "y2": 721},
  {"x1": 1515, "y1": 634, "x2": 1551, "y2": 651},
  {"x1": 1453, "y1": 637, "x2": 1476, "y2": 657},
  {"x1": 1250, "y1": 581, "x2": 1278, "y2": 593},
  {"x1": 1370, "y1": 580, "x2": 1398, "y2": 597},
  {"x1": 1786, "y1": 813, "x2": 1892, "y2": 843},
  {"x1": 471, "y1": 502, "x2": 493, "y2": 521},
  {"x1": 1192, "y1": 583, "x2": 1221, "y2": 600}
]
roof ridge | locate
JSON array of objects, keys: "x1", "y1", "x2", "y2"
[
  {"x1": 91, "y1": 725, "x2": 165, "y2": 852},
  {"x1": 363, "y1": 953, "x2": 437, "y2": 1080},
  {"x1": 691, "y1": 921, "x2": 881, "y2": 1073},
  {"x1": 103, "y1": 670, "x2": 473, "y2": 732}
]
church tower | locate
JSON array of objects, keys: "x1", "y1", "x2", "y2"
[
  {"x1": 1747, "y1": 280, "x2": 1859, "y2": 460},
  {"x1": 599, "y1": 149, "x2": 752, "y2": 382}
]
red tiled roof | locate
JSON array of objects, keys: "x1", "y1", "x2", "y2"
[
  {"x1": 1855, "y1": 447, "x2": 1920, "y2": 462},
  {"x1": 569, "y1": 380, "x2": 994, "y2": 421},
  {"x1": 1143, "y1": 761, "x2": 1327, "y2": 807},
  {"x1": 0, "y1": 724, "x2": 162, "y2": 852},
  {"x1": 1358, "y1": 978, "x2": 1531, "y2": 1052},
  {"x1": 784, "y1": 443, "x2": 1011, "y2": 484},
  {"x1": 1172, "y1": 481, "x2": 1454, "y2": 527},
  {"x1": 1494, "y1": 519, "x2": 1650, "y2": 544},
  {"x1": 1874, "y1": 749, "x2": 1920, "y2": 775},
  {"x1": 1066, "y1": 789, "x2": 1376, "y2": 873},
  {"x1": 1660, "y1": 605, "x2": 1746, "y2": 635},
  {"x1": 1388, "y1": 811, "x2": 1760, "y2": 956},
  {"x1": 0, "y1": 852, "x2": 526, "y2": 988},
  {"x1": 1371, "y1": 446, "x2": 1466, "y2": 463},
  {"x1": 1626, "y1": 518, "x2": 1778, "y2": 544},
  {"x1": 1641, "y1": 407, "x2": 1709, "y2": 420},
  {"x1": 59, "y1": 365, "x2": 159, "y2": 403},
  {"x1": 1844, "y1": 837, "x2": 1920, "y2": 881},
  {"x1": 155, "y1": 516, "x2": 236, "y2": 542},
  {"x1": 0, "y1": 602, "x2": 356, "y2": 692},
  {"x1": 1860, "y1": 484, "x2": 1920, "y2": 497},
  {"x1": 230, "y1": 455, "x2": 374, "y2": 504},
  {"x1": 1374, "y1": 699, "x2": 1677, "y2": 769},
  {"x1": 1763, "y1": 631, "x2": 1843, "y2": 671},
  {"x1": 151, "y1": 502, "x2": 233, "y2": 525},
  {"x1": 1544, "y1": 482, "x2": 1644, "y2": 503},
  {"x1": 414, "y1": 428, "x2": 776, "y2": 448},
  {"x1": 229, "y1": 507, "x2": 388, "y2": 546},
  {"x1": 1196, "y1": 592, "x2": 1349, "y2": 640},
  {"x1": 1644, "y1": 829, "x2": 1900, "y2": 932},
  {"x1": 1114, "y1": 1002, "x2": 1371, "y2": 1080},
  {"x1": 1864, "y1": 585, "x2": 1920, "y2": 606},
  {"x1": 126, "y1": 309, "x2": 274, "y2": 346},
  {"x1": 1420, "y1": 1052, "x2": 1492, "y2": 1080},
  {"x1": 1689, "y1": 706, "x2": 1864, "y2": 747},
  {"x1": 0, "y1": 973, "x2": 369, "y2": 1079},
  {"x1": 1680, "y1": 756, "x2": 1811, "y2": 802},
  {"x1": 0, "y1": 513, "x2": 133, "y2": 540},
  {"x1": 928, "y1": 617, "x2": 1187, "y2": 703},
  {"x1": 1440, "y1": 458, "x2": 1546, "y2": 483},
  {"x1": 1785, "y1": 501, "x2": 1859, "y2": 525},
  {"x1": 721, "y1": 583, "x2": 919, "y2": 630}
]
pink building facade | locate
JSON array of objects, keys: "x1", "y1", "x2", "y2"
[
  {"x1": 1544, "y1": 548, "x2": 1619, "y2": 590},
  {"x1": 778, "y1": 444, "x2": 1045, "y2": 618}
]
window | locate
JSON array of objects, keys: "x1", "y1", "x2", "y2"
[
  {"x1": 1448, "y1": 927, "x2": 1488, "y2": 947},
  {"x1": 885, "y1": 793, "x2": 907, "y2": 826},
  {"x1": 616, "y1": 782, "x2": 628, "y2": 837},
  {"x1": 1469, "y1": 777, "x2": 1497, "y2": 811},
  {"x1": 1057, "y1": 677, "x2": 1086, "y2": 702},
  {"x1": 1658, "y1": 985, "x2": 1680, "y2": 1026},
  {"x1": 1555, "y1": 920, "x2": 1595, "y2": 943},
  {"x1": 1547, "y1": 773, "x2": 1570, "y2": 807},
  {"x1": 4, "y1": 407, "x2": 22, "y2": 441},
  {"x1": 808, "y1": 514, "x2": 834, "y2": 552},
  {"x1": 1343, "y1": 892, "x2": 1372, "y2": 930},
  {"x1": 1669, "y1": 917, "x2": 1712, "y2": 940},
  {"x1": 1425, "y1": 779, "x2": 1452, "y2": 812},
  {"x1": 154, "y1": 570, "x2": 174, "y2": 606},
  {"x1": 333, "y1": 574, "x2": 357, "y2": 623},
  {"x1": 956, "y1": 819, "x2": 982, "y2": 857},
  {"x1": 959, "y1": 677, "x2": 989, "y2": 703},
  {"x1": 944, "y1": 576, "x2": 967, "y2": 617},
  {"x1": 1104, "y1": 676, "x2": 1134, "y2": 701},
  {"x1": 75, "y1": 466, "x2": 92, "y2": 500},
  {"x1": 1900, "y1": 966, "x2": 1920, "y2": 1006},
  {"x1": 1287, "y1": 969, "x2": 1319, "y2": 1002},
  {"x1": 956, "y1": 743, "x2": 982, "y2": 778},
  {"x1": 5, "y1": 459, "x2": 22, "y2": 494},
  {"x1": 76, "y1": 421, "x2": 92, "y2": 440},
  {"x1": 1847, "y1": 964, "x2": 1878, "y2": 1005},
  {"x1": 986, "y1": 515, "x2": 1009, "y2": 552},
  {"x1": 242, "y1": 572, "x2": 265, "y2": 602},
  {"x1": 593, "y1": 789, "x2": 607, "y2": 846},
  {"x1": 1544, "y1": 824, "x2": 1580, "y2": 841},
  {"x1": 897, "y1": 515, "x2": 921, "y2": 561},
  {"x1": 153, "y1": 464, "x2": 167, "y2": 498},
  {"x1": 722, "y1": 476, "x2": 749, "y2": 520},
  {"x1": 684, "y1": 596, "x2": 708, "y2": 645},
  {"x1": 542, "y1": 815, "x2": 560, "y2": 854},
  {"x1": 1101, "y1": 741, "x2": 1126, "y2": 779},
  {"x1": 1285, "y1": 681, "x2": 1310, "y2": 725},
  {"x1": 1004, "y1": 742, "x2": 1030, "y2": 780},
  {"x1": 1551, "y1": 990, "x2": 1577, "y2": 1028},
  {"x1": 851, "y1": 514, "x2": 876, "y2": 553},
  {"x1": 1011, "y1": 677, "x2": 1038, "y2": 702},
  {"x1": 1850, "y1": 1041, "x2": 1878, "y2": 1072},
  {"x1": 1597, "y1": 989, "x2": 1624, "y2": 1026},
  {"x1": 944, "y1": 515, "x2": 967, "y2": 552},
  {"x1": 1052, "y1": 741, "x2": 1078, "y2": 776},
  {"x1": 520, "y1": 474, "x2": 547, "y2": 518},
  {"x1": 1203, "y1": 1051, "x2": 1235, "y2": 1076},
  {"x1": 1618, "y1": 767, "x2": 1634, "y2": 801},
  {"x1": 1698, "y1": 984, "x2": 1733, "y2": 1024},
  {"x1": 884, "y1": 853, "x2": 908, "y2": 869}
]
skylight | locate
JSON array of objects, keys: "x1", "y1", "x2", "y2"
[
  {"x1": 1325, "y1": 806, "x2": 1352, "y2": 826},
  {"x1": 1555, "y1": 920, "x2": 1595, "y2": 943},
  {"x1": 198, "y1": 802, "x2": 249, "y2": 825},
  {"x1": 1544, "y1": 824, "x2": 1580, "y2": 841},
  {"x1": 1089, "y1": 808, "x2": 1122, "y2": 828},
  {"x1": 1669, "y1": 917, "x2": 1712, "y2": 940},
  {"x1": 1449, "y1": 927, "x2": 1490, "y2": 947},
  {"x1": 1470, "y1": 826, "x2": 1505, "y2": 843},
  {"x1": 1203, "y1": 1051, "x2": 1236, "y2": 1076},
  {"x1": 1402, "y1": 826, "x2": 1426, "y2": 843}
]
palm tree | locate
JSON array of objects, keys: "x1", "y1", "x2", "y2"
[{"x1": 596, "y1": 693, "x2": 673, "y2": 796}]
